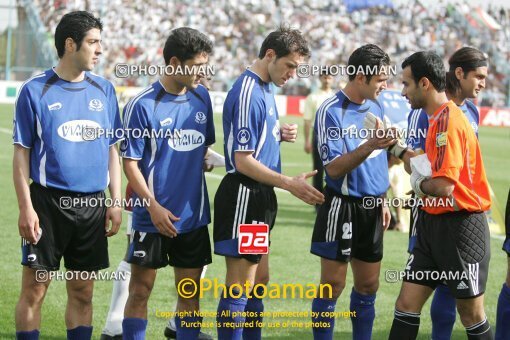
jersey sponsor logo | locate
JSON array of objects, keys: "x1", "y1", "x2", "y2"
[
  {"x1": 436, "y1": 132, "x2": 448, "y2": 147},
  {"x1": 238, "y1": 224, "x2": 269, "y2": 254},
  {"x1": 48, "y1": 102, "x2": 62, "y2": 111},
  {"x1": 327, "y1": 127, "x2": 340, "y2": 140},
  {"x1": 89, "y1": 99, "x2": 104, "y2": 112},
  {"x1": 160, "y1": 117, "x2": 173, "y2": 127},
  {"x1": 57, "y1": 120, "x2": 101, "y2": 142},
  {"x1": 320, "y1": 144, "x2": 329, "y2": 161},
  {"x1": 27, "y1": 254, "x2": 37, "y2": 262},
  {"x1": 457, "y1": 281, "x2": 469, "y2": 290},
  {"x1": 133, "y1": 250, "x2": 146, "y2": 258},
  {"x1": 195, "y1": 111, "x2": 207, "y2": 124},
  {"x1": 168, "y1": 129, "x2": 205, "y2": 151},
  {"x1": 237, "y1": 128, "x2": 251, "y2": 145}
]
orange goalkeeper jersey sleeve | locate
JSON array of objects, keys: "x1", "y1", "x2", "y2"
[{"x1": 423, "y1": 101, "x2": 491, "y2": 214}]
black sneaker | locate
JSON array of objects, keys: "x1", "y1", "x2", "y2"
[{"x1": 164, "y1": 318, "x2": 213, "y2": 339}]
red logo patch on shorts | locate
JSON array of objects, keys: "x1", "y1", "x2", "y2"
[{"x1": 238, "y1": 224, "x2": 269, "y2": 254}]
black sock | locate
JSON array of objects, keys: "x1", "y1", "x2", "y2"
[
  {"x1": 388, "y1": 309, "x2": 420, "y2": 340},
  {"x1": 465, "y1": 318, "x2": 493, "y2": 340}
]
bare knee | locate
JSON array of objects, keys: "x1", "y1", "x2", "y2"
[
  {"x1": 457, "y1": 302, "x2": 485, "y2": 327},
  {"x1": 19, "y1": 282, "x2": 48, "y2": 307},
  {"x1": 67, "y1": 281, "x2": 93, "y2": 307},
  {"x1": 129, "y1": 280, "x2": 153, "y2": 305},
  {"x1": 395, "y1": 293, "x2": 421, "y2": 313},
  {"x1": 354, "y1": 279, "x2": 379, "y2": 295},
  {"x1": 321, "y1": 278, "x2": 346, "y2": 299},
  {"x1": 255, "y1": 274, "x2": 269, "y2": 286}
]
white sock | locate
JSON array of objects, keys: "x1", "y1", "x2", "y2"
[{"x1": 102, "y1": 260, "x2": 131, "y2": 336}]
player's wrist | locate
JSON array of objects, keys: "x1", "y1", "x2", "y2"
[{"x1": 279, "y1": 174, "x2": 292, "y2": 191}]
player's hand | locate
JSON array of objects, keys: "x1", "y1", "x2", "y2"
[
  {"x1": 147, "y1": 201, "x2": 179, "y2": 237},
  {"x1": 382, "y1": 206, "x2": 391, "y2": 231},
  {"x1": 365, "y1": 119, "x2": 397, "y2": 150},
  {"x1": 386, "y1": 127, "x2": 408, "y2": 158},
  {"x1": 304, "y1": 141, "x2": 312, "y2": 154},
  {"x1": 18, "y1": 206, "x2": 40, "y2": 244},
  {"x1": 203, "y1": 160, "x2": 214, "y2": 172},
  {"x1": 284, "y1": 170, "x2": 325, "y2": 205},
  {"x1": 281, "y1": 123, "x2": 298, "y2": 143},
  {"x1": 105, "y1": 206, "x2": 122, "y2": 237}
]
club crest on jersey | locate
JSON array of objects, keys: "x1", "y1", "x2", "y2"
[
  {"x1": 237, "y1": 128, "x2": 251, "y2": 145},
  {"x1": 320, "y1": 144, "x2": 329, "y2": 161},
  {"x1": 168, "y1": 129, "x2": 204, "y2": 151},
  {"x1": 195, "y1": 111, "x2": 207, "y2": 124},
  {"x1": 89, "y1": 99, "x2": 104, "y2": 112},
  {"x1": 436, "y1": 132, "x2": 447, "y2": 147},
  {"x1": 48, "y1": 102, "x2": 62, "y2": 111}
]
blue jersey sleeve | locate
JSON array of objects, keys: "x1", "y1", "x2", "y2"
[
  {"x1": 406, "y1": 109, "x2": 428, "y2": 151},
  {"x1": 315, "y1": 107, "x2": 344, "y2": 165},
  {"x1": 121, "y1": 100, "x2": 149, "y2": 160},
  {"x1": 107, "y1": 84, "x2": 123, "y2": 146},
  {"x1": 13, "y1": 85, "x2": 37, "y2": 148},
  {"x1": 232, "y1": 91, "x2": 264, "y2": 153},
  {"x1": 201, "y1": 87, "x2": 215, "y2": 146}
]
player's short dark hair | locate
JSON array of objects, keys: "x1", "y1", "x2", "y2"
[
  {"x1": 258, "y1": 24, "x2": 310, "y2": 59},
  {"x1": 347, "y1": 44, "x2": 390, "y2": 82},
  {"x1": 401, "y1": 51, "x2": 446, "y2": 92},
  {"x1": 55, "y1": 11, "x2": 103, "y2": 58},
  {"x1": 446, "y1": 47, "x2": 488, "y2": 95},
  {"x1": 163, "y1": 27, "x2": 213, "y2": 65}
]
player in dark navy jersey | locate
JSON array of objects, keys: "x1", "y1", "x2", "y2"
[
  {"x1": 309, "y1": 44, "x2": 399, "y2": 340},
  {"x1": 120, "y1": 27, "x2": 215, "y2": 340},
  {"x1": 404, "y1": 47, "x2": 489, "y2": 340},
  {"x1": 13, "y1": 11, "x2": 122, "y2": 340},
  {"x1": 214, "y1": 26, "x2": 324, "y2": 340}
]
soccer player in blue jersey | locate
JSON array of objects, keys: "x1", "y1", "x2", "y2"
[
  {"x1": 120, "y1": 27, "x2": 215, "y2": 340},
  {"x1": 309, "y1": 44, "x2": 401, "y2": 340},
  {"x1": 13, "y1": 11, "x2": 122, "y2": 340},
  {"x1": 213, "y1": 26, "x2": 325, "y2": 340},
  {"x1": 405, "y1": 47, "x2": 488, "y2": 340},
  {"x1": 498, "y1": 189, "x2": 510, "y2": 340}
]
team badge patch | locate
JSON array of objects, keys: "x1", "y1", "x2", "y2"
[
  {"x1": 195, "y1": 111, "x2": 207, "y2": 124},
  {"x1": 237, "y1": 128, "x2": 251, "y2": 144},
  {"x1": 320, "y1": 143, "x2": 329, "y2": 161},
  {"x1": 89, "y1": 99, "x2": 104, "y2": 112},
  {"x1": 436, "y1": 132, "x2": 447, "y2": 147}
]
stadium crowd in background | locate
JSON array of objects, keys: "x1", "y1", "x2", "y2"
[{"x1": 31, "y1": 0, "x2": 509, "y2": 106}]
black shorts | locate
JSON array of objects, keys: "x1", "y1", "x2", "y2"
[
  {"x1": 408, "y1": 202, "x2": 420, "y2": 254},
  {"x1": 127, "y1": 226, "x2": 212, "y2": 269},
  {"x1": 213, "y1": 173, "x2": 277, "y2": 264},
  {"x1": 405, "y1": 210, "x2": 490, "y2": 298},
  {"x1": 502, "y1": 189, "x2": 510, "y2": 256},
  {"x1": 21, "y1": 183, "x2": 109, "y2": 271},
  {"x1": 310, "y1": 188, "x2": 384, "y2": 263}
]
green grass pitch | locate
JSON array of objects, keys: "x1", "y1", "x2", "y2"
[{"x1": 0, "y1": 103, "x2": 508, "y2": 339}]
